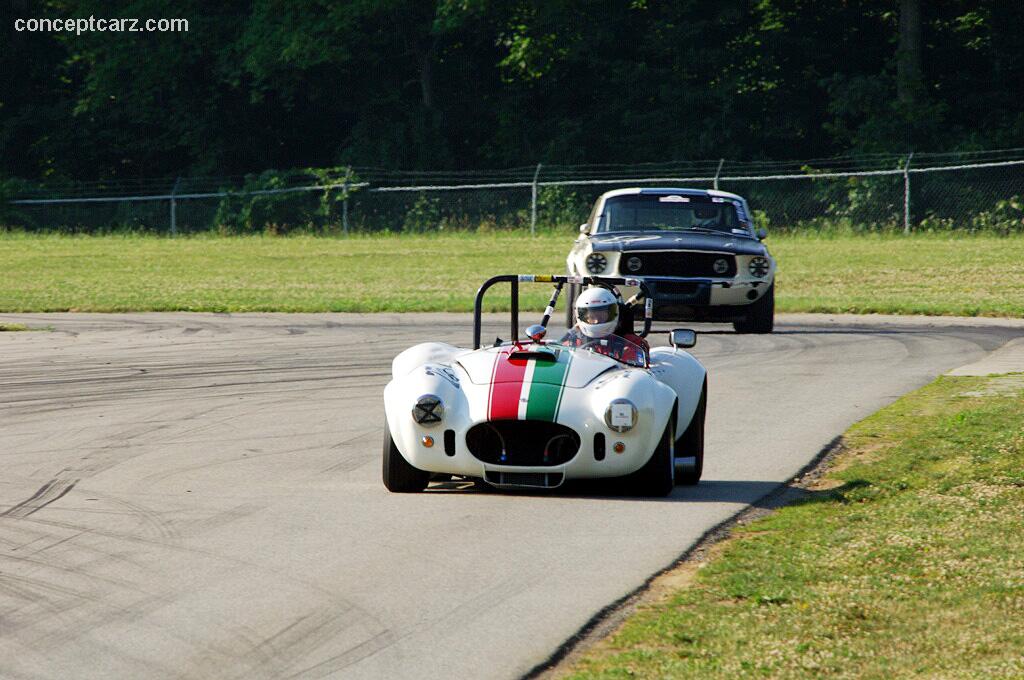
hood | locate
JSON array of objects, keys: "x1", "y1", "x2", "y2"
[
  {"x1": 456, "y1": 345, "x2": 622, "y2": 422},
  {"x1": 589, "y1": 231, "x2": 767, "y2": 256},
  {"x1": 456, "y1": 345, "x2": 616, "y2": 390}
]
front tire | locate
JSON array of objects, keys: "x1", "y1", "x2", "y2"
[
  {"x1": 625, "y1": 419, "x2": 675, "y2": 497},
  {"x1": 382, "y1": 414, "x2": 429, "y2": 493},
  {"x1": 675, "y1": 380, "x2": 706, "y2": 486},
  {"x1": 734, "y1": 283, "x2": 774, "y2": 334}
]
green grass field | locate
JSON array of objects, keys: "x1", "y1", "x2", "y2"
[
  {"x1": 565, "y1": 374, "x2": 1024, "y2": 678},
  {"x1": 0, "y1": 232, "x2": 1021, "y2": 316}
]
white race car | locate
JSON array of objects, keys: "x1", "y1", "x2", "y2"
[{"x1": 382, "y1": 275, "x2": 707, "y2": 496}]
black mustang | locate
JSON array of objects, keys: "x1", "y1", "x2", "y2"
[{"x1": 566, "y1": 188, "x2": 776, "y2": 333}]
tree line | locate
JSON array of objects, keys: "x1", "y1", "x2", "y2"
[{"x1": 1, "y1": 0, "x2": 1021, "y2": 186}]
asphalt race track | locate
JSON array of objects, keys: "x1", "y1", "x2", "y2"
[{"x1": 1, "y1": 312, "x2": 1022, "y2": 679}]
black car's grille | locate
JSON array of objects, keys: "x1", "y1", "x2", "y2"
[
  {"x1": 656, "y1": 281, "x2": 701, "y2": 295},
  {"x1": 619, "y1": 251, "x2": 737, "y2": 277},
  {"x1": 466, "y1": 421, "x2": 580, "y2": 467}
]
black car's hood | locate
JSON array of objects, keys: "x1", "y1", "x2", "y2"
[{"x1": 589, "y1": 231, "x2": 767, "y2": 256}]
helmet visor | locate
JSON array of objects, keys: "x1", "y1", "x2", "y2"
[{"x1": 577, "y1": 302, "x2": 618, "y2": 325}]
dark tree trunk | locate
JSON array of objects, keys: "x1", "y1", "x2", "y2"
[
  {"x1": 897, "y1": 0, "x2": 922, "y2": 106},
  {"x1": 420, "y1": 37, "x2": 438, "y2": 112}
]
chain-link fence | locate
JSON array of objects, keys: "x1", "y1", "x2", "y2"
[{"x1": 6, "y1": 148, "x2": 1024, "y2": 234}]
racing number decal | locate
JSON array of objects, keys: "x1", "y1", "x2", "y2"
[{"x1": 487, "y1": 350, "x2": 573, "y2": 422}]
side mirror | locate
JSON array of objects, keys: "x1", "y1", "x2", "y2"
[
  {"x1": 525, "y1": 324, "x2": 547, "y2": 342},
  {"x1": 669, "y1": 328, "x2": 697, "y2": 349},
  {"x1": 756, "y1": 228, "x2": 767, "y2": 240},
  {"x1": 579, "y1": 223, "x2": 589, "y2": 234}
]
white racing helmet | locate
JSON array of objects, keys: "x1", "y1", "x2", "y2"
[{"x1": 575, "y1": 287, "x2": 619, "y2": 338}]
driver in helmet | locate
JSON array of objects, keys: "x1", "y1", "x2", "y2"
[
  {"x1": 566, "y1": 287, "x2": 650, "y2": 363},
  {"x1": 691, "y1": 205, "x2": 723, "y2": 230}
]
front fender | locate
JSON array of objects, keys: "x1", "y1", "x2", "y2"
[
  {"x1": 384, "y1": 362, "x2": 472, "y2": 471},
  {"x1": 649, "y1": 347, "x2": 707, "y2": 433},
  {"x1": 583, "y1": 369, "x2": 677, "y2": 458}
]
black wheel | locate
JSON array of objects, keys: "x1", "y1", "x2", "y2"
[
  {"x1": 675, "y1": 381, "x2": 706, "y2": 486},
  {"x1": 733, "y1": 283, "x2": 774, "y2": 334},
  {"x1": 625, "y1": 419, "x2": 675, "y2": 497},
  {"x1": 564, "y1": 281, "x2": 580, "y2": 329},
  {"x1": 382, "y1": 414, "x2": 429, "y2": 493}
]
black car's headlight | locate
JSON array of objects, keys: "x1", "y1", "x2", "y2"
[
  {"x1": 412, "y1": 394, "x2": 443, "y2": 425},
  {"x1": 748, "y1": 257, "x2": 770, "y2": 278},
  {"x1": 586, "y1": 253, "x2": 608, "y2": 274}
]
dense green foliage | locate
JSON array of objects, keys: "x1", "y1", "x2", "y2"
[{"x1": 2, "y1": 1, "x2": 1022, "y2": 184}]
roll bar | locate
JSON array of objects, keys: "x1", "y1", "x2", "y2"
[{"x1": 472, "y1": 275, "x2": 654, "y2": 349}]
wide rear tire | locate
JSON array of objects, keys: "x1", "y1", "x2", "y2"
[
  {"x1": 625, "y1": 419, "x2": 675, "y2": 497},
  {"x1": 733, "y1": 283, "x2": 774, "y2": 334},
  {"x1": 675, "y1": 380, "x2": 706, "y2": 486},
  {"x1": 382, "y1": 414, "x2": 429, "y2": 493}
]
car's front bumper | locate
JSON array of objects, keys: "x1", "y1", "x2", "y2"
[
  {"x1": 621, "y1": 276, "x2": 772, "y2": 321},
  {"x1": 395, "y1": 418, "x2": 660, "y2": 489}
]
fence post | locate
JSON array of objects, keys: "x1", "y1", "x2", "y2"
[
  {"x1": 713, "y1": 158, "x2": 725, "y2": 190},
  {"x1": 531, "y1": 163, "x2": 543, "y2": 236},
  {"x1": 903, "y1": 152, "x2": 914, "y2": 234},
  {"x1": 342, "y1": 166, "x2": 351, "y2": 236},
  {"x1": 169, "y1": 176, "x2": 182, "y2": 236}
]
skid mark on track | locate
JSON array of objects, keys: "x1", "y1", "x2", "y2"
[
  {"x1": 1, "y1": 478, "x2": 78, "y2": 519},
  {"x1": 179, "y1": 502, "x2": 263, "y2": 534},
  {"x1": 284, "y1": 629, "x2": 400, "y2": 680},
  {"x1": 98, "y1": 495, "x2": 180, "y2": 543},
  {"x1": 226, "y1": 608, "x2": 387, "y2": 680},
  {"x1": 320, "y1": 429, "x2": 379, "y2": 475}
]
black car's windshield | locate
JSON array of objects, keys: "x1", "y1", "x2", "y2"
[{"x1": 597, "y1": 194, "x2": 749, "y2": 236}]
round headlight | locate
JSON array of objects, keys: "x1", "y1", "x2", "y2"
[
  {"x1": 604, "y1": 399, "x2": 638, "y2": 433},
  {"x1": 713, "y1": 258, "x2": 730, "y2": 275},
  {"x1": 748, "y1": 256, "x2": 770, "y2": 278},
  {"x1": 626, "y1": 256, "x2": 643, "y2": 273},
  {"x1": 586, "y1": 253, "x2": 608, "y2": 274},
  {"x1": 412, "y1": 394, "x2": 443, "y2": 426}
]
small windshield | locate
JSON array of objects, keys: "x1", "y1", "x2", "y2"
[
  {"x1": 597, "y1": 194, "x2": 748, "y2": 235},
  {"x1": 559, "y1": 329, "x2": 648, "y2": 368}
]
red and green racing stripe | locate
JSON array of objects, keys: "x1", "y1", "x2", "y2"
[{"x1": 487, "y1": 348, "x2": 573, "y2": 422}]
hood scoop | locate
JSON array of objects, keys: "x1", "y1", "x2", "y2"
[{"x1": 456, "y1": 346, "x2": 616, "y2": 388}]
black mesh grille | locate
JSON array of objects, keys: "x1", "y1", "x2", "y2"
[
  {"x1": 619, "y1": 251, "x2": 737, "y2": 277},
  {"x1": 466, "y1": 421, "x2": 581, "y2": 466},
  {"x1": 484, "y1": 471, "x2": 565, "y2": 488},
  {"x1": 656, "y1": 281, "x2": 701, "y2": 295}
]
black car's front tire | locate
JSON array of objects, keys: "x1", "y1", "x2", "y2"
[
  {"x1": 382, "y1": 414, "x2": 430, "y2": 493},
  {"x1": 733, "y1": 283, "x2": 774, "y2": 334}
]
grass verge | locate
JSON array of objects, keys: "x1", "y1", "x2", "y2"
[
  {"x1": 0, "y1": 322, "x2": 29, "y2": 331},
  {"x1": 0, "y1": 232, "x2": 1022, "y2": 315},
  {"x1": 562, "y1": 374, "x2": 1024, "y2": 678}
]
